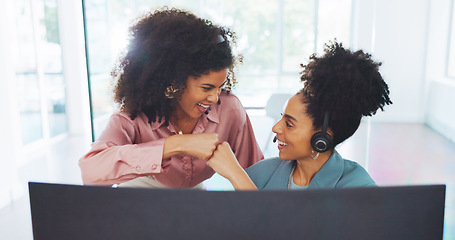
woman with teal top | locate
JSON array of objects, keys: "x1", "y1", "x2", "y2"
[{"x1": 205, "y1": 41, "x2": 392, "y2": 190}]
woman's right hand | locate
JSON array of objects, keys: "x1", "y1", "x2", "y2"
[
  {"x1": 206, "y1": 142, "x2": 241, "y2": 180},
  {"x1": 164, "y1": 133, "x2": 219, "y2": 160},
  {"x1": 207, "y1": 142, "x2": 257, "y2": 190}
]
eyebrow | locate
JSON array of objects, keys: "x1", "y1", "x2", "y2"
[
  {"x1": 283, "y1": 114, "x2": 298, "y2": 122},
  {"x1": 201, "y1": 80, "x2": 227, "y2": 88}
]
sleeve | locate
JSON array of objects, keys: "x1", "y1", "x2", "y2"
[
  {"x1": 78, "y1": 114, "x2": 166, "y2": 185},
  {"x1": 231, "y1": 111, "x2": 264, "y2": 169}
]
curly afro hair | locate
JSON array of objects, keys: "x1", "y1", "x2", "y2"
[
  {"x1": 111, "y1": 7, "x2": 239, "y2": 125},
  {"x1": 299, "y1": 40, "x2": 392, "y2": 146}
]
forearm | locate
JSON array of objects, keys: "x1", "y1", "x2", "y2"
[
  {"x1": 79, "y1": 140, "x2": 165, "y2": 184},
  {"x1": 163, "y1": 134, "x2": 183, "y2": 159},
  {"x1": 163, "y1": 133, "x2": 219, "y2": 160},
  {"x1": 228, "y1": 169, "x2": 258, "y2": 191}
]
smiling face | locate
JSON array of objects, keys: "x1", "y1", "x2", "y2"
[
  {"x1": 174, "y1": 68, "x2": 228, "y2": 120},
  {"x1": 272, "y1": 93, "x2": 318, "y2": 161}
]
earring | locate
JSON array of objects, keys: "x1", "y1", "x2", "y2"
[
  {"x1": 165, "y1": 86, "x2": 179, "y2": 99},
  {"x1": 311, "y1": 150, "x2": 320, "y2": 160}
]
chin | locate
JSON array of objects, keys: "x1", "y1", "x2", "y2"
[
  {"x1": 187, "y1": 109, "x2": 202, "y2": 119},
  {"x1": 194, "y1": 111, "x2": 204, "y2": 118},
  {"x1": 278, "y1": 152, "x2": 291, "y2": 161}
]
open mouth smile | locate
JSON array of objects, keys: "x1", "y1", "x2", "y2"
[
  {"x1": 276, "y1": 138, "x2": 288, "y2": 150},
  {"x1": 196, "y1": 102, "x2": 211, "y2": 113},
  {"x1": 197, "y1": 103, "x2": 210, "y2": 108}
]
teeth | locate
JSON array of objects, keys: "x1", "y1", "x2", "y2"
[
  {"x1": 198, "y1": 103, "x2": 210, "y2": 108},
  {"x1": 277, "y1": 139, "x2": 287, "y2": 146}
]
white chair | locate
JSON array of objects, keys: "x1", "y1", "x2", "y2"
[{"x1": 263, "y1": 93, "x2": 292, "y2": 152}]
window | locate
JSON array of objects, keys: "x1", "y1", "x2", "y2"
[
  {"x1": 83, "y1": 0, "x2": 352, "y2": 139},
  {"x1": 13, "y1": 0, "x2": 67, "y2": 145},
  {"x1": 448, "y1": 2, "x2": 455, "y2": 78}
]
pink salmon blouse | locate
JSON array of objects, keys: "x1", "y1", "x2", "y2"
[{"x1": 79, "y1": 92, "x2": 264, "y2": 188}]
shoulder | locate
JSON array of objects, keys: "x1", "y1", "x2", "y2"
[
  {"x1": 216, "y1": 91, "x2": 247, "y2": 121},
  {"x1": 219, "y1": 91, "x2": 244, "y2": 110},
  {"x1": 110, "y1": 112, "x2": 149, "y2": 125},
  {"x1": 342, "y1": 159, "x2": 369, "y2": 176},
  {"x1": 338, "y1": 159, "x2": 377, "y2": 187},
  {"x1": 107, "y1": 112, "x2": 156, "y2": 134},
  {"x1": 105, "y1": 112, "x2": 135, "y2": 127}
]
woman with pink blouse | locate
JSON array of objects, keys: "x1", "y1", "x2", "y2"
[{"x1": 79, "y1": 8, "x2": 263, "y2": 189}]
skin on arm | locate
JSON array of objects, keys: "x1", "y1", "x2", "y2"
[
  {"x1": 207, "y1": 142, "x2": 258, "y2": 190},
  {"x1": 163, "y1": 133, "x2": 220, "y2": 160}
]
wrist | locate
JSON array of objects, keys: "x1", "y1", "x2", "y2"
[
  {"x1": 163, "y1": 134, "x2": 186, "y2": 158},
  {"x1": 228, "y1": 169, "x2": 257, "y2": 191}
]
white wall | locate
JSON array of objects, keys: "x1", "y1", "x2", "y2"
[
  {"x1": 352, "y1": 0, "x2": 455, "y2": 140},
  {"x1": 425, "y1": 0, "x2": 455, "y2": 142},
  {"x1": 0, "y1": 0, "x2": 22, "y2": 209},
  {"x1": 58, "y1": 0, "x2": 92, "y2": 139},
  {"x1": 341, "y1": 0, "x2": 455, "y2": 167},
  {"x1": 352, "y1": 0, "x2": 431, "y2": 123}
]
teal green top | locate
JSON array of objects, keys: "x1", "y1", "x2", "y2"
[
  {"x1": 245, "y1": 151, "x2": 376, "y2": 190},
  {"x1": 290, "y1": 177, "x2": 308, "y2": 190}
]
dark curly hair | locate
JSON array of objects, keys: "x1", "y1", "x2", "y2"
[
  {"x1": 112, "y1": 7, "x2": 239, "y2": 125},
  {"x1": 299, "y1": 40, "x2": 392, "y2": 146}
]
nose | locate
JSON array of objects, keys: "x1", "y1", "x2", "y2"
[
  {"x1": 207, "y1": 89, "x2": 220, "y2": 103},
  {"x1": 272, "y1": 118, "x2": 282, "y2": 135}
]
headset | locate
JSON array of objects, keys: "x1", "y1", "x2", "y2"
[
  {"x1": 310, "y1": 112, "x2": 333, "y2": 153},
  {"x1": 273, "y1": 111, "x2": 333, "y2": 153}
]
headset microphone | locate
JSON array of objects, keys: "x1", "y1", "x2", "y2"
[
  {"x1": 204, "y1": 106, "x2": 211, "y2": 115},
  {"x1": 273, "y1": 136, "x2": 277, "y2": 143}
]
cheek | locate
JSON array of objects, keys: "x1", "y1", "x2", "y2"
[
  {"x1": 181, "y1": 89, "x2": 198, "y2": 103},
  {"x1": 290, "y1": 128, "x2": 311, "y2": 143},
  {"x1": 186, "y1": 88, "x2": 207, "y2": 102},
  {"x1": 177, "y1": 92, "x2": 195, "y2": 110},
  {"x1": 289, "y1": 130, "x2": 313, "y2": 151}
]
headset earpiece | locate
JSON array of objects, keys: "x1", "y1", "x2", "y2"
[
  {"x1": 310, "y1": 112, "x2": 333, "y2": 153},
  {"x1": 311, "y1": 132, "x2": 332, "y2": 153}
]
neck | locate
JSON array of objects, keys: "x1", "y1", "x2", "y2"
[
  {"x1": 169, "y1": 113, "x2": 197, "y2": 134},
  {"x1": 293, "y1": 150, "x2": 333, "y2": 186}
]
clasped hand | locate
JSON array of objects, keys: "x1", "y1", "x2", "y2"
[
  {"x1": 181, "y1": 134, "x2": 255, "y2": 190},
  {"x1": 206, "y1": 142, "x2": 242, "y2": 181},
  {"x1": 178, "y1": 134, "x2": 242, "y2": 180},
  {"x1": 180, "y1": 133, "x2": 220, "y2": 160}
]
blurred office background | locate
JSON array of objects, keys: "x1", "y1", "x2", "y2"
[{"x1": 0, "y1": 0, "x2": 454, "y2": 239}]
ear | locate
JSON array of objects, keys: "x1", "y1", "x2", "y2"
[{"x1": 327, "y1": 128, "x2": 333, "y2": 137}]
